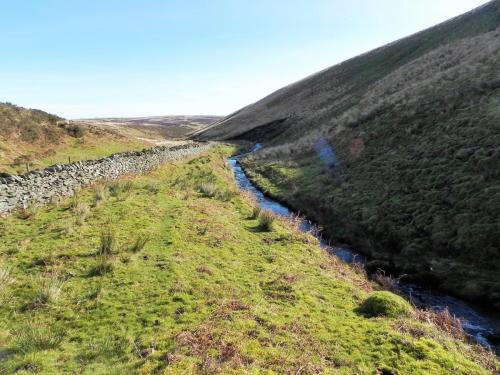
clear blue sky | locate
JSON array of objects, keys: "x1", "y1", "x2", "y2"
[{"x1": 0, "y1": 0, "x2": 490, "y2": 118}]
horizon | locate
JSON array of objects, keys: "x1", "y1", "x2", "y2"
[{"x1": 0, "y1": 0, "x2": 490, "y2": 119}]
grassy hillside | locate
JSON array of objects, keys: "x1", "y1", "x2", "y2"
[
  {"x1": 194, "y1": 2, "x2": 500, "y2": 308},
  {"x1": 193, "y1": 1, "x2": 500, "y2": 141},
  {"x1": 0, "y1": 103, "x2": 147, "y2": 174},
  {"x1": 0, "y1": 146, "x2": 497, "y2": 374}
]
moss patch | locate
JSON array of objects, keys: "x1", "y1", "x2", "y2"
[{"x1": 358, "y1": 291, "x2": 412, "y2": 318}]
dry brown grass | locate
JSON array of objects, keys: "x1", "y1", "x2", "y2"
[
  {"x1": 415, "y1": 308, "x2": 466, "y2": 341},
  {"x1": 372, "y1": 270, "x2": 403, "y2": 294},
  {"x1": 171, "y1": 300, "x2": 253, "y2": 371},
  {"x1": 196, "y1": 265, "x2": 213, "y2": 275},
  {"x1": 15, "y1": 206, "x2": 39, "y2": 220}
]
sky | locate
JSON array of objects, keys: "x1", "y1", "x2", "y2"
[{"x1": 0, "y1": 0, "x2": 490, "y2": 119}]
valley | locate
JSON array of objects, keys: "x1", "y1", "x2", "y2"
[
  {"x1": 1, "y1": 1, "x2": 500, "y2": 373},
  {"x1": 79, "y1": 116, "x2": 221, "y2": 145},
  {"x1": 194, "y1": 1, "x2": 500, "y2": 314},
  {"x1": 0, "y1": 146, "x2": 497, "y2": 374}
]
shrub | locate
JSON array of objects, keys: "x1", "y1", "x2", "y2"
[
  {"x1": 129, "y1": 234, "x2": 150, "y2": 253},
  {"x1": 64, "y1": 124, "x2": 85, "y2": 138},
  {"x1": 358, "y1": 291, "x2": 412, "y2": 318},
  {"x1": 258, "y1": 210, "x2": 276, "y2": 232},
  {"x1": 14, "y1": 321, "x2": 64, "y2": 353}
]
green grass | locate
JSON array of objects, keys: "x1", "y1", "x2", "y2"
[
  {"x1": 38, "y1": 137, "x2": 146, "y2": 168},
  {"x1": 1, "y1": 136, "x2": 146, "y2": 175},
  {"x1": 0, "y1": 146, "x2": 496, "y2": 374}
]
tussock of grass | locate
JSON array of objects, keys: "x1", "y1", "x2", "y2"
[
  {"x1": 72, "y1": 200, "x2": 89, "y2": 225},
  {"x1": 0, "y1": 265, "x2": 14, "y2": 293},
  {"x1": 251, "y1": 205, "x2": 261, "y2": 219},
  {"x1": 107, "y1": 181, "x2": 122, "y2": 197},
  {"x1": 143, "y1": 181, "x2": 160, "y2": 194},
  {"x1": 92, "y1": 184, "x2": 108, "y2": 206},
  {"x1": 30, "y1": 276, "x2": 63, "y2": 307},
  {"x1": 88, "y1": 256, "x2": 113, "y2": 277},
  {"x1": 109, "y1": 180, "x2": 135, "y2": 198},
  {"x1": 86, "y1": 280, "x2": 105, "y2": 301},
  {"x1": 414, "y1": 308, "x2": 466, "y2": 341},
  {"x1": 128, "y1": 234, "x2": 150, "y2": 253},
  {"x1": 198, "y1": 182, "x2": 235, "y2": 201},
  {"x1": 14, "y1": 321, "x2": 64, "y2": 353},
  {"x1": 198, "y1": 182, "x2": 218, "y2": 198},
  {"x1": 98, "y1": 229, "x2": 115, "y2": 256},
  {"x1": 257, "y1": 210, "x2": 276, "y2": 232},
  {"x1": 15, "y1": 206, "x2": 38, "y2": 220},
  {"x1": 77, "y1": 334, "x2": 131, "y2": 362}
]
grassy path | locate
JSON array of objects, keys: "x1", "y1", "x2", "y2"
[{"x1": 0, "y1": 146, "x2": 497, "y2": 374}]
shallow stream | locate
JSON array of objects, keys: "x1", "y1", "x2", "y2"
[{"x1": 228, "y1": 144, "x2": 500, "y2": 352}]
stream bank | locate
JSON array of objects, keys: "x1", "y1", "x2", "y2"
[{"x1": 229, "y1": 144, "x2": 500, "y2": 353}]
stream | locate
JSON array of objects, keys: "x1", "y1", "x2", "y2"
[{"x1": 228, "y1": 144, "x2": 500, "y2": 353}]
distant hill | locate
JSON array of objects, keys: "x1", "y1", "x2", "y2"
[
  {"x1": 193, "y1": 1, "x2": 500, "y2": 308},
  {"x1": 0, "y1": 102, "x2": 64, "y2": 143},
  {"x1": 81, "y1": 115, "x2": 221, "y2": 143},
  {"x1": 0, "y1": 103, "x2": 145, "y2": 174}
]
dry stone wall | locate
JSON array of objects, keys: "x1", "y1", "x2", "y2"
[{"x1": 0, "y1": 142, "x2": 211, "y2": 214}]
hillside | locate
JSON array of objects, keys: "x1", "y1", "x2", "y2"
[
  {"x1": 0, "y1": 145, "x2": 497, "y2": 374},
  {"x1": 0, "y1": 103, "x2": 147, "y2": 174},
  {"x1": 193, "y1": 2, "x2": 500, "y2": 309},
  {"x1": 80, "y1": 115, "x2": 220, "y2": 144},
  {"x1": 193, "y1": 1, "x2": 500, "y2": 141}
]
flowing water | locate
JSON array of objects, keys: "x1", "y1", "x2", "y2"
[{"x1": 228, "y1": 144, "x2": 500, "y2": 352}]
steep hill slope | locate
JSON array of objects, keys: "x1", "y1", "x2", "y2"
[
  {"x1": 193, "y1": 1, "x2": 500, "y2": 309},
  {"x1": 193, "y1": 1, "x2": 500, "y2": 141},
  {"x1": 0, "y1": 103, "x2": 146, "y2": 174}
]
